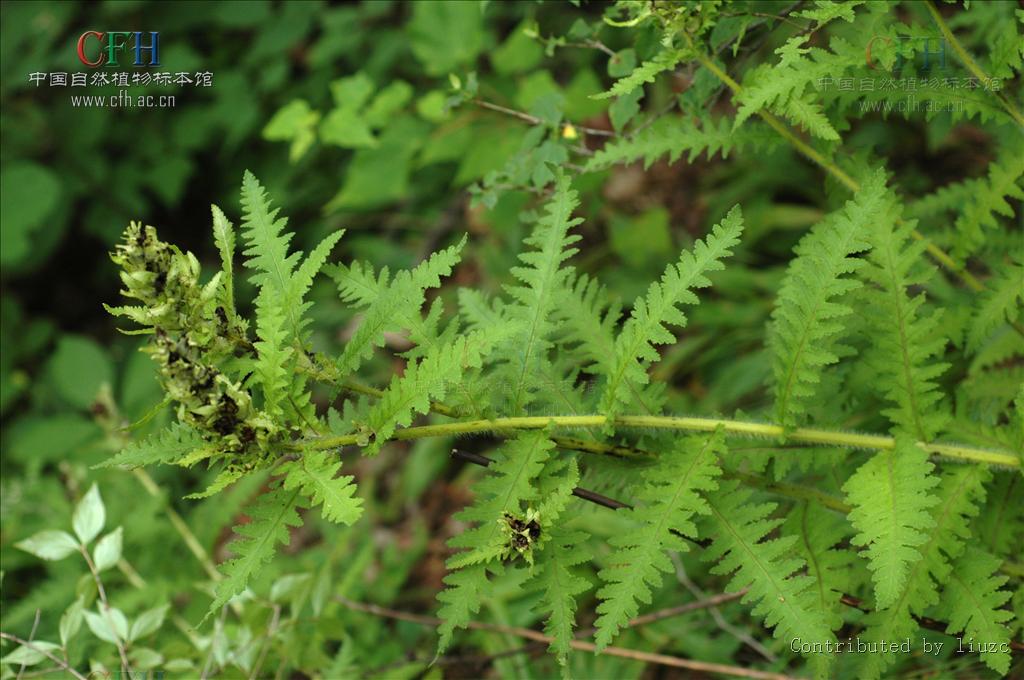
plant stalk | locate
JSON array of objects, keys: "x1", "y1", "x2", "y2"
[{"x1": 294, "y1": 414, "x2": 1019, "y2": 468}]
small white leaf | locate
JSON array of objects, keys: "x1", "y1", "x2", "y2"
[
  {"x1": 129, "y1": 604, "x2": 169, "y2": 642},
  {"x1": 15, "y1": 530, "x2": 79, "y2": 561},
  {"x1": 0, "y1": 640, "x2": 60, "y2": 666},
  {"x1": 92, "y1": 527, "x2": 123, "y2": 572},
  {"x1": 60, "y1": 597, "x2": 85, "y2": 647},
  {"x1": 269, "y1": 573, "x2": 310, "y2": 603},
  {"x1": 128, "y1": 647, "x2": 164, "y2": 670},
  {"x1": 83, "y1": 607, "x2": 128, "y2": 644},
  {"x1": 72, "y1": 484, "x2": 105, "y2": 544}
]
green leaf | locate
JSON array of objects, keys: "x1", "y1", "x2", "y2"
[
  {"x1": 211, "y1": 204, "x2": 236, "y2": 313},
  {"x1": 72, "y1": 484, "x2": 105, "y2": 544},
  {"x1": 0, "y1": 162, "x2": 61, "y2": 266},
  {"x1": 860, "y1": 189, "x2": 950, "y2": 441},
  {"x1": 408, "y1": 0, "x2": 484, "y2": 75},
  {"x1": 329, "y1": 72, "x2": 375, "y2": 111},
  {"x1": 60, "y1": 598, "x2": 85, "y2": 647},
  {"x1": 93, "y1": 526, "x2": 123, "y2": 571},
  {"x1": 262, "y1": 99, "x2": 321, "y2": 161},
  {"x1": 936, "y1": 550, "x2": 1013, "y2": 674},
  {"x1": 0, "y1": 640, "x2": 60, "y2": 666},
  {"x1": 48, "y1": 336, "x2": 113, "y2": 410},
  {"x1": 770, "y1": 170, "x2": 884, "y2": 427},
  {"x1": 704, "y1": 480, "x2": 835, "y2": 670},
  {"x1": 96, "y1": 422, "x2": 207, "y2": 469},
  {"x1": 843, "y1": 439, "x2": 940, "y2": 610},
  {"x1": 601, "y1": 207, "x2": 744, "y2": 421},
  {"x1": 593, "y1": 49, "x2": 681, "y2": 100},
  {"x1": 84, "y1": 607, "x2": 128, "y2": 644},
  {"x1": 496, "y1": 172, "x2": 582, "y2": 414},
  {"x1": 15, "y1": 530, "x2": 80, "y2": 561},
  {"x1": 129, "y1": 604, "x2": 169, "y2": 642},
  {"x1": 364, "y1": 80, "x2": 414, "y2": 128},
  {"x1": 320, "y1": 108, "x2": 378, "y2": 149},
  {"x1": 536, "y1": 528, "x2": 590, "y2": 665},
  {"x1": 204, "y1": 487, "x2": 303, "y2": 621},
  {"x1": 282, "y1": 451, "x2": 363, "y2": 524},
  {"x1": 594, "y1": 431, "x2": 724, "y2": 649}
]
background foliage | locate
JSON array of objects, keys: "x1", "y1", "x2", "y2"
[{"x1": 1, "y1": 1, "x2": 1021, "y2": 678}]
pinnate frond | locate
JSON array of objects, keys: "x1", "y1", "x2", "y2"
[
  {"x1": 769, "y1": 170, "x2": 884, "y2": 427},
  {"x1": 703, "y1": 480, "x2": 835, "y2": 670},
  {"x1": 498, "y1": 173, "x2": 582, "y2": 414},
  {"x1": 97, "y1": 422, "x2": 206, "y2": 469},
  {"x1": 594, "y1": 431, "x2": 724, "y2": 649},
  {"x1": 585, "y1": 116, "x2": 777, "y2": 172},
  {"x1": 842, "y1": 439, "x2": 940, "y2": 610},
  {"x1": 860, "y1": 202, "x2": 950, "y2": 441},
  {"x1": 282, "y1": 451, "x2": 363, "y2": 525},
  {"x1": 204, "y1": 487, "x2": 302, "y2": 622},
  {"x1": 601, "y1": 207, "x2": 743, "y2": 421}
]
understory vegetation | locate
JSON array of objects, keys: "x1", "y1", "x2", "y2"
[{"x1": 2, "y1": 1, "x2": 1022, "y2": 678}]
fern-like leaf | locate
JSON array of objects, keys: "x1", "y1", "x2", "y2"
[
  {"x1": 734, "y1": 36, "x2": 843, "y2": 140},
  {"x1": 783, "y1": 501, "x2": 854, "y2": 633},
  {"x1": 331, "y1": 240, "x2": 464, "y2": 375},
  {"x1": 861, "y1": 197, "x2": 950, "y2": 441},
  {"x1": 584, "y1": 116, "x2": 777, "y2": 172},
  {"x1": 499, "y1": 173, "x2": 582, "y2": 414},
  {"x1": 967, "y1": 255, "x2": 1024, "y2": 353},
  {"x1": 593, "y1": 49, "x2": 681, "y2": 100},
  {"x1": 364, "y1": 329, "x2": 503, "y2": 452},
  {"x1": 842, "y1": 439, "x2": 940, "y2": 610},
  {"x1": 535, "y1": 528, "x2": 590, "y2": 665},
  {"x1": 594, "y1": 431, "x2": 724, "y2": 649},
  {"x1": 601, "y1": 207, "x2": 743, "y2": 420},
  {"x1": 769, "y1": 170, "x2": 884, "y2": 426},
  {"x1": 96, "y1": 422, "x2": 207, "y2": 469},
  {"x1": 211, "y1": 205, "x2": 236, "y2": 314},
  {"x1": 204, "y1": 487, "x2": 302, "y2": 622},
  {"x1": 436, "y1": 563, "x2": 488, "y2": 654},
  {"x1": 703, "y1": 480, "x2": 835, "y2": 670},
  {"x1": 936, "y1": 550, "x2": 1013, "y2": 675},
  {"x1": 855, "y1": 464, "x2": 989, "y2": 679},
  {"x1": 446, "y1": 432, "x2": 554, "y2": 568},
  {"x1": 252, "y1": 287, "x2": 292, "y2": 419},
  {"x1": 282, "y1": 451, "x2": 363, "y2": 525}
]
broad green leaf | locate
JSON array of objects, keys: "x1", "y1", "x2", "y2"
[
  {"x1": 408, "y1": 1, "x2": 484, "y2": 75},
  {"x1": 48, "y1": 336, "x2": 113, "y2": 410},
  {"x1": 0, "y1": 162, "x2": 61, "y2": 267},
  {"x1": 320, "y1": 108, "x2": 377, "y2": 149},
  {"x1": 263, "y1": 99, "x2": 321, "y2": 162}
]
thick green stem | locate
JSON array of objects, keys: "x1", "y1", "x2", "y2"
[{"x1": 293, "y1": 414, "x2": 1019, "y2": 468}]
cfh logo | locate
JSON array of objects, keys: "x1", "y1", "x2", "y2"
[
  {"x1": 76, "y1": 31, "x2": 160, "y2": 67},
  {"x1": 865, "y1": 36, "x2": 947, "y2": 71}
]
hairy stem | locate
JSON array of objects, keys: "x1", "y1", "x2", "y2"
[{"x1": 296, "y1": 414, "x2": 1018, "y2": 468}]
